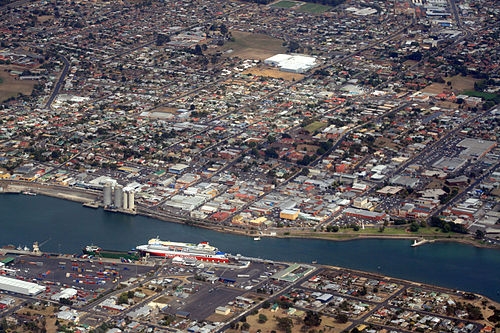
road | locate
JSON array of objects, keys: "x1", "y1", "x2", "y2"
[{"x1": 44, "y1": 54, "x2": 70, "y2": 110}]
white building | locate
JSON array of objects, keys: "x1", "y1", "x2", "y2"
[
  {"x1": 0, "y1": 276, "x2": 45, "y2": 296},
  {"x1": 264, "y1": 54, "x2": 317, "y2": 73}
]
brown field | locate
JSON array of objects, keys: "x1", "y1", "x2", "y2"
[
  {"x1": 242, "y1": 67, "x2": 304, "y2": 81},
  {"x1": 151, "y1": 106, "x2": 177, "y2": 113},
  {"x1": 220, "y1": 31, "x2": 286, "y2": 60},
  {"x1": 425, "y1": 179, "x2": 446, "y2": 190},
  {"x1": 229, "y1": 308, "x2": 352, "y2": 333},
  {"x1": 421, "y1": 75, "x2": 479, "y2": 95},
  {"x1": 0, "y1": 69, "x2": 36, "y2": 102},
  {"x1": 37, "y1": 15, "x2": 53, "y2": 23}
]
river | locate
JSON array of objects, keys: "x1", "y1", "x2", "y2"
[{"x1": 1, "y1": 194, "x2": 499, "y2": 302}]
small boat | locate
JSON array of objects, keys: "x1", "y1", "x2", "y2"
[
  {"x1": 253, "y1": 236, "x2": 261, "y2": 241},
  {"x1": 411, "y1": 238, "x2": 428, "y2": 247},
  {"x1": 22, "y1": 191, "x2": 37, "y2": 196}
]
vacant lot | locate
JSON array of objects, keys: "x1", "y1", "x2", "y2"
[
  {"x1": 271, "y1": 0, "x2": 299, "y2": 8},
  {"x1": 0, "y1": 69, "x2": 36, "y2": 102},
  {"x1": 151, "y1": 106, "x2": 177, "y2": 113},
  {"x1": 221, "y1": 31, "x2": 286, "y2": 60},
  {"x1": 243, "y1": 67, "x2": 304, "y2": 81},
  {"x1": 297, "y1": 2, "x2": 332, "y2": 13},
  {"x1": 422, "y1": 75, "x2": 479, "y2": 95}
]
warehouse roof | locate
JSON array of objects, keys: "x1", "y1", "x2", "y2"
[{"x1": 0, "y1": 276, "x2": 45, "y2": 295}]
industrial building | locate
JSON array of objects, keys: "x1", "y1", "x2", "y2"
[
  {"x1": 280, "y1": 209, "x2": 300, "y2": 220},
  {"x1": 343, "y1": 208, "x2": 386, "y2": 221},
  {"x1": 457, "y1": 138, "x2": 497, "y2": 159},
  {"x1": 103, "y1": 182, "x2": 112, "y2": 207},
  {"x1": 264, "y1": 54, "x2": 317, "y2": 73},
  {"x1": 114, "y1": 184, "x2": 123, "y2": 208},
  {"x1": 0, "y1": 276, "x2": 45, "y2": 296}
]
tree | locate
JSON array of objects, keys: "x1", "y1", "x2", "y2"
[
  {"x1": 194, "y1": 44, "x2": 203, "y2": 55},
  {"x1": 475, "y1": 230, "x2": 485, "y2": 239},
  {"x1": 117, "y1": 293, "x2": 128, "y2": 305},
  {"x1": 277, "y1": 317, "x2": 293, "y2": 332},
  {"x1": 303, "y1": 311, "x2": 321, "y2": 327},
  {"x1": 262, "y1": 300, "x2": 271, "y2": 309},
  {"x1": 335, "y1": 313, "x2": 348, "y2": 324},
  {"x1": 410, "y1": 222, "x2": 420, "y2": 232},
  {"x1": 258, "y1": 314, "x2": 268, "y2": 323},
  {"x1": 241, "y1": 322, "x2": 250, "y2": 330}
]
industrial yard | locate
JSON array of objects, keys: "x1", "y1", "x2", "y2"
[{"x1": 0, "y1": 246, "x2": 499, "y2": 333}]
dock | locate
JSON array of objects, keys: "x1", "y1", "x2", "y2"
[{"x1": 411, "y1": 238, "x2": 435, "y2": 247}]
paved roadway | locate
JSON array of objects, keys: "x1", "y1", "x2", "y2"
[{"x1": 44, "y1": 55, "x2": 70, "y2": 110}]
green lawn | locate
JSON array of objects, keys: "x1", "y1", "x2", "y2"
[
  {"x1": 303, "y1": 121, "x2": 327, "y2": 133},
  {"x1": 297, "y1": 2, "x2": 332, "y2": 13},
  {"x1": 462, "y1": 90, "x2": 500, "y2": 103},
  {"x1": 270, "y1": 0, "x2": 298, "y2": 8},
  {"x1": 294, "y1": 227, "x2": 460, "y2": 239}
]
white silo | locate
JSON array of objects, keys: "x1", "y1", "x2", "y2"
[
  {"x1": 128, "y1": 191, "x2": 135, "y2": 211},
  {"x1": 103, "y1": 183, "x2": 112, "y2": 207},
  {"x1": 114, "y1": 184, "x2": 123, "y2": 208},
  {"x1": 123, "y1": 191, "x2": 129, "y2": 210}
]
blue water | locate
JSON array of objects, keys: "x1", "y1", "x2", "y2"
[{"x1": 1, "y1": 194, "x2": 499, "y2": 301}]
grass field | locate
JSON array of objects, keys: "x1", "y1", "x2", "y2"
[
  {"x1": 270, "y1": 0, "x2": 298, "y2": 8},
  {"x1": 463, "y1": 90, "x2": 500, "y2": 103},
  {"x1": 303, "y1": 121, "x2": 327, "y2": 133},
  {"x1": 297, "y1": 2, "x2": 332, "y2": 13},
  {"x1": 0, "y1": 69, "x2": 36, "y2": 102},
  {"x1": 293, "y1": 227, "x2": 464, "y2": 239},
  {"x1": 220, "y1": 31, "x2": 286, "y2": 60}
]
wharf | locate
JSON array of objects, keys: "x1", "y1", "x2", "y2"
[{"x1": 411, "y1": 238, "x2": 435, "y2": 247}]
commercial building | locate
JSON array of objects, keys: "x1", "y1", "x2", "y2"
[
  {"x1": 0, "y1": 276, "x2": 45, "y2": 296},
  {"x1": 343, "y1": 208, "x2": 386, "y2": 221},
  {"x1": 457, "y1": 138, "x2": 496, "y2": 159},
  {"x1": 264, "y1": 54, "x2": 317, "y2": 73},
  {"x1": 280, "y1": 209, "x2": 300, "y2": 220}
]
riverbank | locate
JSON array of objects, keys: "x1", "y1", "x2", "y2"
[{"x1": 1, "y1": 180, "x2": 498, "y2": 250}]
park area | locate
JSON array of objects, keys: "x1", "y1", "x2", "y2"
[
  {"x1": 221, "y1": 31, "x2": 286, "y2": 60},
  {"x1": 270, "y1": 0, "x2": 298, "y2": 8},
  {"x1": 270, "y1": 0, "x2": 332, "y2": 13},
  {"x1": 297, "y1": 2, "x2": 332, "y2": 13},
  {"x1": 0, "y1": 68, "x2": 36, "y2": 102}
]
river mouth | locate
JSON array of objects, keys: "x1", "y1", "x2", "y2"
[{"x1": 2, "y1": 193, "x2": 500, "y2": 302}]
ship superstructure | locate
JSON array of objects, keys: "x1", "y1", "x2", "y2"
[{"x1": 136, "y1": 238, "x2": 229, "y2": 263}]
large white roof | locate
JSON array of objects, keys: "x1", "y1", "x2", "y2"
[
  {"x1": 264, "y1": 54, "x2": 317, "y2": 73},
  {"x1": 0, "y1": 276, "x2": 45, "y2": 295}
]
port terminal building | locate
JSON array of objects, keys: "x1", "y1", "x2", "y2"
[{"x1": 0, "y1": 276, "x2": 45, "y2": 296}]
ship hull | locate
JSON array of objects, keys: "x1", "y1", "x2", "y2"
[{"x1": 138, "y1": 249, "x2": 229, "y2": 263}]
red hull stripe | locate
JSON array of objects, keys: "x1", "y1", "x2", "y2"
[{"x1": 142, "y1": 251, "x2": 229, "y2": 263}]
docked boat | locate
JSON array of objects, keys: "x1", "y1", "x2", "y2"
[
  {"x1": 253, "y1": 236, "x2": 261, "y2": 241},
  {"x1": 136, "y1": 238, "x2": 229, "y2": 263},
  {"x1": 82, "y1": 245, "x2": 140, "y2": 260}
]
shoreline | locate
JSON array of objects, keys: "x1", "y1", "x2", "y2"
[{"x1": 1, "y1": 180, "x2": 499, "y2": 250}]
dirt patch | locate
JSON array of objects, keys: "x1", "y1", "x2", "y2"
[
  {"x1": 243, "y1": 67, "x2": 304, "y2": 81},
  {"x1": 239, "y1": 308, "x2": 351, "y2": 333},
  {"x1": 220, "y1": 31, "x2": 286, "y2": 60},
  {"x1": 37, "y1": 15, "x2": 54, "y2": 23},
  {"x1": 0, "y1": 69, "x2": 36, "y2": 102},
  {"x1": 151, "y1": 106, "x2": 178, "y2": 113},
  {"x1": 297, "y1": 144, "x2": 319, "y2": 153},
  {"x1": 421, "y1": 75, "x2": 479, "y2": 95},
  {"x1": 425, "y1": 179, "x2": 445, "y2": 190}
]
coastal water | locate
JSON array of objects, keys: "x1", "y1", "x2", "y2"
[{"x1": 1, "y1": 194, "x2": 500, "y2": 302}]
